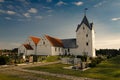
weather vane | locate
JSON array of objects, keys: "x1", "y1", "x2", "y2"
[{"x1": 84, "y1": 8, "x2": 88, "y2": 16}]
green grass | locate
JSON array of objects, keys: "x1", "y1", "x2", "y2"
[
  {"x1": 0, "y1": 73, "x2": 25, "y2": 80},
  {"x1": 26, "y1": 55, "x2": 120, "y2": 80},
  {"x1": 43, "y1": 56, "x2": 60, "y2": 62},
  {"x1": 0, "y1": 71, "x2": 69, "y2": 80},
  {"x1": 34, "y1": 74, "x2": 69, "y2": 80}
]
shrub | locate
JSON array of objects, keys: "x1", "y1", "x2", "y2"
[
  {"x1": 0, "y1": 56, "x2": 10, "y2": 65},
  {"x1": 89, "y1": 57, "x2": 104, "y2": 67},
  {"x1": 77, "y1": 55, "x2": 88, "y2": 62},
  {"x1": 89, "y1": 62, "x2": 96, "y2": 67},
  {"x1": 44, "y1": 56, "x2": 60, "y2": 62}
]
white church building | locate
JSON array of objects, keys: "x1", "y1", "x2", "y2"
[{"x1": 18, "y1": 15, "x2": 96, "y2": 58}]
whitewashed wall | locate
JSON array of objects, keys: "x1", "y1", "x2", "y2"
[
  {"x1": 51, "y1": 47, "x2": 63, "y2": 55},
  {"x1": 76, "y1": 23, "x2": 96, "y2": 57},
  {"x1": 37, "y1": 37, "x2": 52, "y2": 55},
  {"x1": 18, "y1": 45, "x2": 26, "y2": 55},
  {"x1": 18, "y1": 45, "x2": 34, "y2": 56}
]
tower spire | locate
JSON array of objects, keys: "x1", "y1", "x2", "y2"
[{"x1": 84, "y1": 8, "x2": 88, "y2": 16}]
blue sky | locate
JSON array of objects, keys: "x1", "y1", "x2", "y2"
[{"x1": 0, "y1": 0, "x2": 120, "y2": 49}]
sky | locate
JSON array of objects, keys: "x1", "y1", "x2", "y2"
[{"x1": 0, "y1": 0, "x2": 120, "y2": 49}]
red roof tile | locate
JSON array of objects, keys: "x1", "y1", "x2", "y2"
[
  {"x1": 30, "y1": 36, "x2": 40, "y2": 46},
  {"x1": 45, "y1": 35, "x2": 63, "y2": 47},
  {"x1": 23, "y1": 44, "x2": 33, "y2": 50}
]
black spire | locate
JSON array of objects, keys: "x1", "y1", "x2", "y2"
[
  {"x1": 76, "y1": 9, "x2": 93, "y2": 32},
  {"x1": 84, "y1": 8, "x2": 88, "y2": 16}
]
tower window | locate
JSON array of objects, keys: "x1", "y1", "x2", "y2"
[
  {"x1": 86, "y1": 34, "x2": 88, "y2": 37},
  {"x1": 43, "y1": 41, "x2": 45, "y2": 45},
  {"x1": 83, "y1": 27, "x2": 85, "y2": 30},
  {"x1": 86, "y1": 42, "x2": 88, "y2": 46}
]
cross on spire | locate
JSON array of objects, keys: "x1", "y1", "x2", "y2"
[{"x1": 84, "y1": 8, "x2": 88, "y2": 16}]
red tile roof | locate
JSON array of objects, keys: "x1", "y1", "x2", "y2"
[
  {"x1": 23, "y1": 44, "x2": 33, "y2": 50},
  {"x1": 30, "y1": 36, "x2": 40, "y2": 46},
  {"x1": 45, "y1": 35, "x2": 63, "y2": 47}
]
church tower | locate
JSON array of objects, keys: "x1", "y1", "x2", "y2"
[{"x1": 76, "y1": 15, "x2": 96, "y2": 57}]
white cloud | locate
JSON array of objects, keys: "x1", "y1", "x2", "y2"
[
  {"x1": 96, "y1": 37, "x2": 120, "y2": 49},
  {"x1": 28, "y1": 8, "x2": 37, "y2": 14},
  {"x1": 18, "y1": 0, "x2": 26, "y2": 2},
  {"x1": 47, "y1": 10, "x2": 53, "y2": 13},
  {"x1": 112, "y1": 17, "x2": 120, "y2": 21},
  {"x1": 0, "y1": 0, "x2": 4, "y2": 2},
  {"x1": 18, "y1": 19, "x2": 25, "y2": 21},
  {"x1": 35, "y1": 16, "x2": 43, "y2": 19},
  {"x1": 73, "y1": 1, "x2": 83, "y2": 6},
  {"x1": 7, "y1": 5, "x2": 14, "y2": 9},
  {"x1": 46, "y1": 0, "x2": 52, "y2": 2},
  {"x1": 5, "y1": 17, "x2": 11, "y2": 20},
  {"x1": 0, "y1": 9, "x2": 5, "y2": 13},
  {"x1": 7, "y1": 11, "x2": 16, "y2": 15},
  {"x1": 43, "y1": 6, "x2": 51, "y2": 9},
  {"x1": 56, "y1": 1, "x2": 67, "y2": 6},
  {"x1": 23, "y1": 13, "x2": 31, "y2": 18},
  {"x1": 48, "y1": 14, "x2": 52, "y2": 17},
  {"x1": 94, "y1": 1, "x2": 106, "y2": 7}
]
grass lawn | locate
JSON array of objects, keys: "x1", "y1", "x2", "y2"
[
  {"x1": 34, "y1": 73, "x2": 69, "y2": 80},
  {"x1": 26, "y1": 55, "x2": 120, "y2": 80},
  {"x1": 0, "y1": 73, "x2": 25, "y2": 80},
  {"x1": 0, "y1": 70, "x2": 69, "y2": 80}
]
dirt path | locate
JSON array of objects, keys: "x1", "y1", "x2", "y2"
[
  {"x1": 0, "y1": 62, "x2": 98, "y2": 80},
  {"x1": 14, "y1": 68, "x2": 98, "y2": 80}
]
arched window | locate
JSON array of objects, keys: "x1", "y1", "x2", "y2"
[
  {"x1": 86, "y1": 34, "x2": 88, "y2": 37},
  {"x1": 86, "y1": 42, "x2": 88, "y2": 46}
]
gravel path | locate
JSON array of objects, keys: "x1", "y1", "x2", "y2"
[{"x1": 14, "y1": 68, "x2": 98, "y2": 80}]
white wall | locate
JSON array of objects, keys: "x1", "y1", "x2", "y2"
[
  {"x1": 37, "y1": 37, "x2": 52, "y2": 55},
  {"x1": 18, "y1": 45, "x2": 34, "y2": 56},
  {"x1": 18, "y1": 45, "x2": 26, "y2": 55},
  {"x1": 76, "y1": 23, "x2": 96, "y2": 57},
  {"x1": 51, "y1": 47, "x2": 63, "y2": 55}
]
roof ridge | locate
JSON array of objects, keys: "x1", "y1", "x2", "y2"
[
  {"x1": 23, "y1": 44, "x2": 33, "y2": 50},
  {"x1": 30, "y1": 36, "x2": 40, "y2": 45},
  {"x1": 45, "y1": 35, "x2": 63, "y2": 47}
]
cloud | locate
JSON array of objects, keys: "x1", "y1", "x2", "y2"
[
  {"x1": 0, "y1": 9, "x2": 5, "y2": 13},
  {"x1": 94, "y1": 1, "x2": 106, "y2": 7},
  {"x1": 46, "y1": 0, "x2": 52, "y2": 2},
  {"x1": 28, "y1": 8, "x2": 38, "y2": 14},
  {"x1": 47, "y1": 10, "x2": 53, "y2": 13},
  {"x1": 7, "y1": 5, "x2": 14, "y2": 9},
  {"x1": 5, "y1": 17, "x2": 11, "y2": 20},
  {"x1": 56, "y1": 1, "x2": 67, "y2": 6},
  {"x1": 96, "y1": 37, "x2": 120, "y2": 49},
  {"x1": 0, "y1": 0, "x2": 4, "y2": 2},
  {"x1": 73, "y1": 1, "x2": 83, "y2": 6},
  {"x1": 18, "y1": 19, "x2": 25, "y2": 21},
  {"x1": 48, "y1": 14, "x2": 52, "y2": 17},
  {"x1": 43, "y1": 6, "x2": 51, "y2": 9},
  {"x1": 111, "y1": 17, "x2": 120, "y2": 21},
  {"x1": 23, "y1": 13, "x2": 31, "y2": 18},
  {"x1": 0, "y1": 10, "x2": 16, "y2": 15},
  {"x1": 35, "y1": 16, "x2": 43, "y2": 19},
  {"x1": 7, "y1": 11, "x2": 16, "y2": 15}
]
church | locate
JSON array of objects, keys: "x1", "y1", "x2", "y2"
[{"x1": 18, "y1": 15, "x2": 96, "y2": 58}]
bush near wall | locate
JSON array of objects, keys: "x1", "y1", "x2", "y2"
[
  {"x1": 0, "y1": 55, "x2": 10, "y2": 65},
  {"x1": 89, "y1": 57, "x2": 104, "y2": 67},
  {"x1": 44, "y1": 56, "x2": 60, "y2": 62}
]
